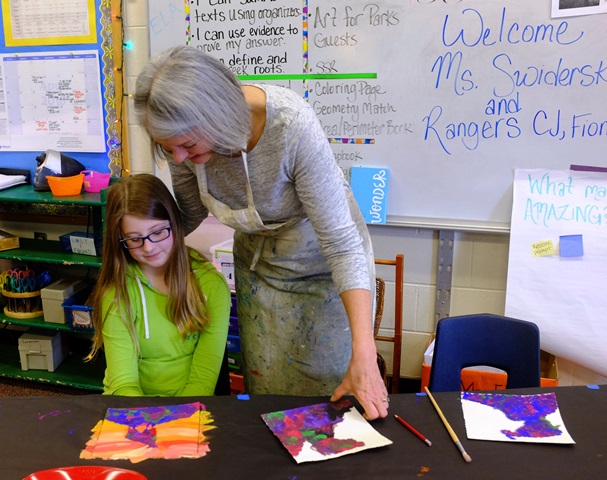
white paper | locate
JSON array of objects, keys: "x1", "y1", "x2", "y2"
[
  {"x1": 69, "y1": 235, "x2": 97, "y2": 256},
  {"x1": 505, "y1": 168, "x2": 607, "y2": 377},
  {"x1": 0, "y1": 173, "x2": 26, "y2": 190},
  {"x1": 461, "y1": 392, "x2": 575, "y2": 444},
  {"x1": 7, "y1": 0, "x2": 92, "y2": 39},
  {"x1": 296, "y1": 408, "x2": 392, "y2": 463}
]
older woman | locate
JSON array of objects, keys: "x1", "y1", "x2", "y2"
[{"x1": 134, "y1": 46, "x2": 389, "y2": 419}]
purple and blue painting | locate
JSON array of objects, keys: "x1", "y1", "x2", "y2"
[
  {"x1": 461, "y1": 392, "x2": 575, "y2": 444},
  {"x1": 261, "y1": 399, "x2": 392, "y2": 463}
]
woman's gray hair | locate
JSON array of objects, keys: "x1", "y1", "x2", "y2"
[{"x1": 134, "y1": 46, "x2": 251, "y2": 155}]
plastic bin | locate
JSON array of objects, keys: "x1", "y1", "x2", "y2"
[
  {"x1": 19, "y1": 331, "x2": 66, "y2": 372},
  {"x1": 228, "y1": 352, "x2": 243, "y2": 374},
  {"x1": 59, "y1": 231, "x2": 102, "y2": 256},
  {"x1": 226, "y1": 334, "x2": 240, "y2": 353},
  {"x1": 230, "y1": 295, "x2": 237, "y2": 316},
  {"x1": 81, "y1": 170, "x2": 111, "y2": 193},
  {"x1": 47, "y1": 174, "x2": 84, "y2": 196},
  {"x1": 228, "y1": 316, "x2": 239, "y2": 335},
  {"x1": 210, "y1": 239, "x2": 235, "y2": 290},
  {"x1": 41, "y1": 279, "x2": 88, "y2": 324},
  {"x1": 62, "y1": 286, "x2": 94, "y2": 332}
]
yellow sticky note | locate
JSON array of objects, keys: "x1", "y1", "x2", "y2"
[{"x1": 532, "y1": 240, "x2": 555, "y2": 257}]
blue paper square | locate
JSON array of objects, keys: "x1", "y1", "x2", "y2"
[{"x1": 560, "y1": 234, "x2": 583, "y2": 257}]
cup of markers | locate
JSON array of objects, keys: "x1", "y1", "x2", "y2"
[{"x1": 1, "y1": 267, "x2": 50, "y2": 319}]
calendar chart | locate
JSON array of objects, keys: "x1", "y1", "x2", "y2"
[{"x1": 1, "y1": 51, "x2": 104, "y2": 152}]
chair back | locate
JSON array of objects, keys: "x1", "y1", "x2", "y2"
[
  {"x1": 428, "y1": 313, "x2": 541, "y2": 392},
  {"x1": 374, "y1": 277, "x2": 385, "y2": 338},
  {"x1": 374, "y1": 254, "x2": 404, "y2": 393}
]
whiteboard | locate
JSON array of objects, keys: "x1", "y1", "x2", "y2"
[{"x1": 147, "y1": 0, "x2": 607, "y2": 231}]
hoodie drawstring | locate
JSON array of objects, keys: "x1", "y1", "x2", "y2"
[{"x1": 135, "y1": 276, "x2": 150, "y2": 340}]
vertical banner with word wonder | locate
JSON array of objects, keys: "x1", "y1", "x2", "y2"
[{"x1": 350, "y1": 166, "x2": 390, "y2": 225}]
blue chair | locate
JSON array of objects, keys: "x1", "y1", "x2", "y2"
[{"x1": 428, "y1": 313, "x2": 541, "y2": 392}]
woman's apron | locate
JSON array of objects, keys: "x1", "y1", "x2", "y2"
[{"x1": 196, "y1": 153, "x2": 375, "y2": 395}]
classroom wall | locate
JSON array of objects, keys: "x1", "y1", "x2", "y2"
[{"x1": 120, "y1": 1, "x2": 607, "y2": 387}]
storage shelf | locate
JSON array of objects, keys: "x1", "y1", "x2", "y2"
[
  {"x1": 0, "y1": 183, "x2": 107, "y2": 392},
  {"x1": 1, "y1": 312, "x2": 75, "y2": 333},
  {"x1": 0, "y1": 238, "x2": 102, "y2": 267},
  {"x1": 0, "y1": 345, "x2": 104, "y2": 391},
  {"x1": 0, "y1": 185, "x2": 105, "y2": 206}
]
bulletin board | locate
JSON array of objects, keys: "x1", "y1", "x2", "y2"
[
  {"x1": 0, "y1": 0, "x2": 123, "y2": 177},
  {"x1": 147, "y1": 0, "x2": 607, "y2": 231}
]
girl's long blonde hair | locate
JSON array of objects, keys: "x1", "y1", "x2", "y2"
[{"x1": 87, "y1": 173, "x2": 208, "y2": 359}]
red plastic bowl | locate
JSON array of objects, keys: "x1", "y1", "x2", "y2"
[{"x1": 24, "y1": 466, "x2": 147, "y2": 480}]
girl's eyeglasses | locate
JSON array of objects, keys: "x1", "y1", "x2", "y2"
[{"x1": 120, "y1": 226, "x2": 172, "y2": 250}]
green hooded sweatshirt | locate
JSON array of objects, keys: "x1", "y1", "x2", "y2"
[{"x1": 101, "y1": 249, "x2": 231, "y2": 396}]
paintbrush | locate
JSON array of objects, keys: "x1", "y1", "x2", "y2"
[{"x1": 424, "y1": 386, "x2": 472, "y2": 463}]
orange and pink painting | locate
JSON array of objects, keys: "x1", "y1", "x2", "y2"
[{"x1": 81, "y1": 402, "x2": 214, "y2": 463}]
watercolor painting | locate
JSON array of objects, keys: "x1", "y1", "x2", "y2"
[
  {"x1": 261, "y1": 399, "x2": 392, "y2": 463},
  {"x1": 461, "y1": 392, "x2": 575, "y2": 444},
  {"x1": 81, "y1": 402, "x2": 215, "y2": 463}
]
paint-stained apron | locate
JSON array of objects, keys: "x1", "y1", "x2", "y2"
[{"x1": 196, "y1": 153, "x2": 374, "y2": 395}]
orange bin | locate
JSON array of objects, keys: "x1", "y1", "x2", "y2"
[{"x1": 47, "y1": 174, "x2": 84, "y2": 196}]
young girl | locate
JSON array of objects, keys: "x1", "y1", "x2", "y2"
[{"x1": 88, "y1": 173, "x2": 230, "y2": 396}]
